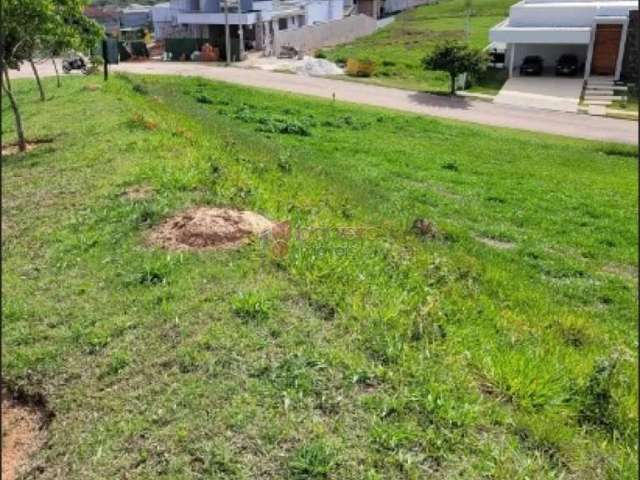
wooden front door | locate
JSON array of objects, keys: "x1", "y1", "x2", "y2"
[{"x1": 591, "y1": 24, "x2": 622, "y2": 75}]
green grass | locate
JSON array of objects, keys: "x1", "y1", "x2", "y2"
[
  {"x1": 322, "y1": 0, "x2": 513, "y2": 94},
  {"x1": 2, "y1": 73, "x2": 638, "y2": 479}
]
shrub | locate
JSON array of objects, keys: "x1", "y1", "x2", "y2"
[
  {"x1": 345, "y1": 58, "x2": 376, "y2": 77},
  {"x1": 314, "y1": 50, "x2": 327, "y2": 59},
  {"x1": 257, "y1": 117, "x2": 311, "y2": 136}
]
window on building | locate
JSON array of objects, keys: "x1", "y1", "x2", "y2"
[{"x1": 278, "y1": 18, "x2": 288, "y2": 30}]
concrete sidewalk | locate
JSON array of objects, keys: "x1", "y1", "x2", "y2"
[{"x1": 9, "y1": 61, "x2": 638, "y2": 145}]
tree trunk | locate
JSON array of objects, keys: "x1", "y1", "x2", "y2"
[
  {"x1": 30, "y1": 58, "x2": 45, "y2": 101},
  {"x1": 3, "y1": 68, "x2": 12, "y2": 92},
  {"x1": 450, "y1": 74, "x2": 456, "y2": 95},
  {"x1": 1, "y1": 67, "x2": 27, "y2": 152},
  {"x1": 52, "y1": 58, "x2": 61, "y2": 88}
]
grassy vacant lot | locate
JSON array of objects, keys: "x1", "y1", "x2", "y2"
[
  {"x1": 2, "y1": 74, "x2": 638, "y2": 479},
  {"x1": 323, "y1": 0, "x2": 512, "y2": 94}
]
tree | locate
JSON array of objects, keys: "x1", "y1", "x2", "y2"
[
  {"x1": 422, "y1": 41, "x2": 488, "y2": 95},
  {"x1": 44, "y1": 0, "x2": 103, "y2": 88},
  {"x1": 1, "y1": 0, "x2": 50, "y2": 150},
  {"x1": 1, "y1": 0, "x2": 101, "y2": 151}
]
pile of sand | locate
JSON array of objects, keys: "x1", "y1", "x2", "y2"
[
  {"x1": 240, "y1": 54, "x2": 344, "y2": 76},
  {"x1": 293, "y1": 56, "x2": 344, "y2": 76},
  {"x1": 147, "y1": 207, "x2": 275, "y2": 251}
]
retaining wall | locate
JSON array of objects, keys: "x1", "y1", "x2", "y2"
[{"x1": 274, "y1": 14, "x2": 377, "y2": 55}]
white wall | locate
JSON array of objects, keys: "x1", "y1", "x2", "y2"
[
  {"x1": 330, "y1": 0, "x2": 343, "y2": 20},
  {"x1": 152, "y1": 3, "x2": 175, "y2": 22},
  {"x1": 510, "y1": 4, "x2": 597, "y2": 27},
  {"x1": 509, "y1": 1, "x2": 636, "y2": 28},
  {"x1": 253, "y1": 1, "x2": 274, "y2": 11},
  {"x1": 305, "y1": 0, "x2": 343, "y2": 24},
  {"x1": 306, "y1": 1, "x2": 328, "y2": 23},
  {"x1": 275, "y1": 13, "x2": 376, "y2": 53}
]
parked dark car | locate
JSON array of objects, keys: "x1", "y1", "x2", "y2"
[
  {"x1": 555, "y1": 54, "x2": 579, "y2": 76},
  {"x1": 520, "y1": 55, "x2": 544, "y2": 76}
]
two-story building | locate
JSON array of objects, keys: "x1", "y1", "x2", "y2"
[{"x1": 152, "y1": 0, "x2": 344, "y2": 59}]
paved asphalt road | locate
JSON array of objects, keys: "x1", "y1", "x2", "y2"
[{"x1": 9, "y1": 61, "x2": 638, "y2": 145}]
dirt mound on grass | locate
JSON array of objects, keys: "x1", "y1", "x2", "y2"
[
  {"x1": 1, "y1": 390, "x2": 47, "y2": 480},
  {"x1": 147, "y1": 207, "x2": 275, "y2": 251}
]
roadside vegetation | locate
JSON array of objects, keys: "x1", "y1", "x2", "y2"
[
  {"x1": 2, "y1": 74, "x2": 638, "y2": 479},
  {"x1": 322, "y1": 0, "x2": 513, "y2": 94},
  {"x1": 611, "y1": 86, "x2": 639, "y2": 117}
]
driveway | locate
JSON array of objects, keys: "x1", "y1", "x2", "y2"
[
  {"x1": 9, "y1": 61, "x2": 637, "y2": 145},
  {"x1": 495, "y1": 76, "x2": 585, "y2": 113}
]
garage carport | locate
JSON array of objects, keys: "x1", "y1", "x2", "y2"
[
  {"x1": 489, "y1": 22, "x2": 593, "y2": 77},
  {"x1": 510, "y1": 43, "x2": 589, "y2": 76},
  {"x1": 490, "y1": 23, "x2": 592, "y2": 112}
]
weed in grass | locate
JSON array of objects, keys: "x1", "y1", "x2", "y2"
[
  {"x1": 195, "y1": 94, "x2": 214, "y2": 104},
  {"x1": 555, "y1": 316, "x2": 593, "y2": 348},
  {"x1": 132, "y1": 83, "x2": 149, "y2": 95},
  {"x1": 232, "y1": 291, "x2": 276, "y2": 322},
  {"x1": 579, "y1": 354, "x2": 621, "y2": 433},
  {"x1": 441, "y1": 161, "x2": 459, "y2": 171},
  {"x1": 129, "y1": 112, "x2": 158, "y2": 130},
  {"x1": 289, "y1": 440, "x2": 336, "y2": 479},
  {"x1": 277, "y1": 155, "x2": 292, "y2": 173},
  {"x1": 103, "y1": 351, "x2": 131, "y2": 377}
]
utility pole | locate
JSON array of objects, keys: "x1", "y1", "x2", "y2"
[
  {"x1": 224, "y1": 0, "x2": 231, "y2": 65},
  {"x1": 464, "y1": 0, "x2": 472, "y2": 42}
]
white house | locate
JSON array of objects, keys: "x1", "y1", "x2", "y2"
[
  {"x1": 152, "y1": 0, "x2": 343, "y2": 59},
  {"x1": 490, "y1": 0, "x2": 637, "y2": 80}
]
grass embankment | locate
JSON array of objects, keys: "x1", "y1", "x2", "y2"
[
  {"x1": 610, "y1": 87, "x2": 639, "y2": 119},
  {"x1": 322, "y1": 0, "x2": 513, "y2": 94},
  {"x1": 2, "y1": 74, "x2": 638, "y2": 479}
]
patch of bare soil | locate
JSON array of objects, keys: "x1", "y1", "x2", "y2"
[
  {"x1": 602, "y1": 263, "x2": 637, "y2": 280},
  {"x1": 411, "y1": 218, "x2": 439, "y2": 239},
  {"x1": 120, "y1": 185, "x2": 154, "y2": 201},
  {"x1": 1, "y1": 390, "x2": 47, "y2": 480},
  {"x1": 147, "y1": 207, "x2": 275, "y2": 251},
  {"x1": 475, "y1": 236, "x2": 516, "y2": 250},
  {"x1": 1, "y1": 139, "x2": 53, "y2": 157}
]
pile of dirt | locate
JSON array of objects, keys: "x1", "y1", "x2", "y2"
[
  {"x1": 147, "y1": 207, "x2": 275, "y2": 251},
  {"x1": 1, "y1": 390, "x2": 47, "y2": 480}
]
